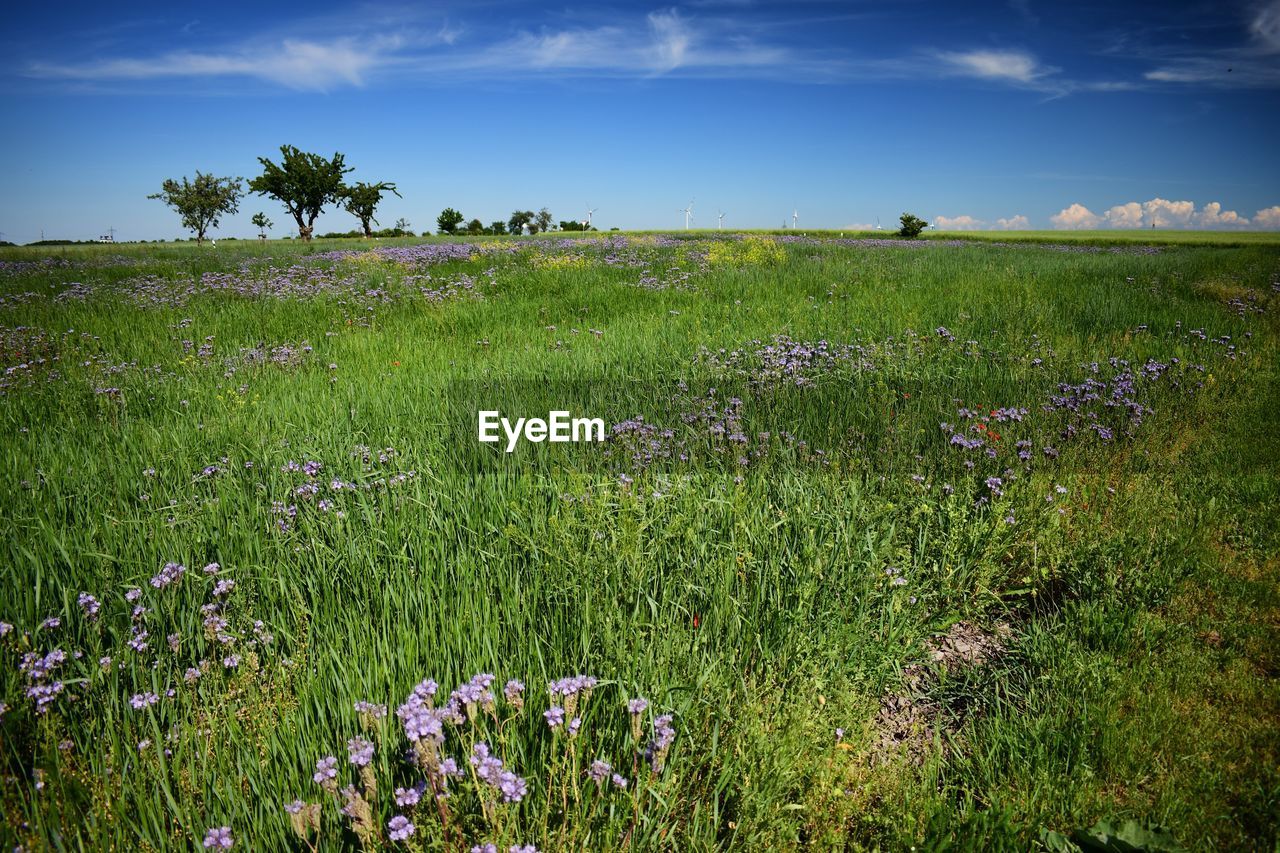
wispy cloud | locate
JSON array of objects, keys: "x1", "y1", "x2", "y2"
[
  {"x1": 27, "y1": 35, "x2": 404, "y2": 91},
  {"x1": 1136, "y1": 1, "x2": 1280, "y2": 88},
  {"x1": 23, "y1": 8, "x2": 797, "y2": 90},
  {"x1": 934, "y1": 49, "x2": 1053, "y2": 85}
]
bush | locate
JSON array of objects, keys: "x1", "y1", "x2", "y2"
[{"x1": 898, "y1": 213, "x2": 928, "y2": 239}]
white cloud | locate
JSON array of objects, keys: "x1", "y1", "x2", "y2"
[
  {"x1": 28, "y1": 36, "x2": 400, "y2": 90},
  {"x1": 995, "y1": 215, "x2": 1031, "y2": 230},
  {"x1": 934, "y1": 214, "x2": 986, "y2": 230},
  {"x1": 1252, "y1": 0, "x2": 1280, "y2": 52},
  {"x1": 934, "y1": 49, "x2": 1051, "y2": 84},
  {"x1": 1141, "y1": 197, "x2": 1195, "y2": 228},
  {"x1": 1057, "y1": 198, "x2": 1270, "y2": 230},
  {"x1": 1196, "y1": 202, "x2": 1250, "y2": 228},
  {"x1": 26, "y1": 9, "x2": 793, "y2": 89},
  {"x1": 1050, "y1": 203, "x2": 1101, "y2": 229},
  {"x1": 1254, "y1": 206, "x2": 1280, "y2": 229},
  {"x1": 1102, "y1": 202, "x2": 1144, "y2": 228}
]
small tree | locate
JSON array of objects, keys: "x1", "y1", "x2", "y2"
[
  {"x1": 148, "y1": 172, "x2": 243, "y2": 245},
  {"x1": 488, "y1": 221, "x2": 508, "y2": 236},
  {"x1": 437, "y1": 208, "x2": 464, "y2": 235},
  {"x1": 508, "y1": 210, "x2": 534, "y2": 235},
  {"x1": 251, "y1": 212, "x2": 273, "y2": 241},
  {"x1": 535, "y1": 208, "x2": 554, "y2": 233},
  {"x1": 341, "y1": 181, "x2": 401, "y2": 238},
  {"x1": 464, "y1": 218, "x2": 485, "y2": 235},
  {"x1": 393, "y1": 218, "x2": 412, "y2": 235},
  {"x1": 248, "y1": 145, "x2": 352, "y2": 241},
  {"x1": 897, "y1": 212, "x2": 928, "y2": 239}
]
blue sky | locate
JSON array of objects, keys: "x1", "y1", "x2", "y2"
[{"x1": 1, "y1": 0, "x2": 1279, "y2": 242}]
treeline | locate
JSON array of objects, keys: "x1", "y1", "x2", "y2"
[
  {"x1": 148, "y1": 144, "x2": 612, "y2": 245},
  {"x1": 436, "y1": 208, "x2": 600, "y2": 236}
]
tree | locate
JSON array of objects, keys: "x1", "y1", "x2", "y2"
[
  {"x1": 437, "y1": 208, "x2": 465, "y2": 235},
  {"x1": 393, "y1": 218, "x2": 412, "y2": 234},
  {"x1": 488, "y1": 221, "x2": 508, "y2": 236},
  {"x1": 147, "y1": 172, "x2": 243, "y2": 245},
  {"x1": 535, "y1": 208, "x2": 554, "y2": 233},
  {"x1": 340, "y1": 181, "x2": 401, "y2": 238},
  {"x1": 248, "y1": 145, "x2": 352, "y2": 241},
  {"x1": 897, "y1": 212, "x2": 929, "y2": 239},
  {"x1": 251, "y1": 212, "x2": 273, "y2": 240},
  {"x1": 508, "y1": 210, "x2": 534, "y2": 235},
  {"x1": 464, "y1": 218, "x2": 485, "y2": 235}
]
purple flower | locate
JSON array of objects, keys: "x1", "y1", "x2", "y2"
[
  {"x1": 388, "y1": 815, "x2": 415, "y2": 842},
  {"x1": 627, "y1": 697, "x2": 649, "y2": 715},
  {"x1": 471, "y1": 846, "x2": 498, "y2": 853},
  {"x1": 213, "y1": 579, "x2": 236, "y2": 597},
  {"x1": 202, "y1": 826, "x2": 233, "y2": 849},
  {"x1": 394, "y1": 786, "x2": 420, "y2": 807},
  {"x1": 567, "y1": 717, "x2": 582, "y2": 737},
  {"x1": 125, "y1": 587, "x2": 143, "y2": 602},
  {"x1": 284, "y1": 800, "x2": 305, "y2": 814},
  {"x1": 38, "y1": 616, "x2": 60, "y2": 631},
  {"x1": 130, "y1": 692, "x2": 159, "y2": 710},
  {"x1": 347, "y1": 737, "x2": 374, "y2": 767},
  {"x1": 497, "y1": 770, "x2": 528, "y2": 803},
  {"x1": 470, "y1": 742, "x2": 504, "y2": 784},
  {"x1": 185, "y1": 667, "x2": 202, "y2": 683},
  {"x1": 503, "y1": 679, "x2": 525, "y2": 708},
  {"x1": 222, "y1": 654, "x2": 240, "y2": 669},
  {"x1": 313, "y1": 756, "x2": 338, "y2": 785},
  {"x1": 587, "y1": 759, "x2": 612, "y2": 785},
  {"x1": 77, "y1": 593, "x2": 101, "y2": 621},
  {"x1": 0, "y1": 621, "x2": 12, "y2": 637},
  {"x1": 203, "y1": 562, "x2": 221, "y2": 575},
  {"x1": 511, "y1": 846, "x2": 539, "y2": 853},
  {"x1": 543, "y1": 706, "x2": 565, "y2": 729},
  {"x1": 150, "y1": 562, "x2": 186, "y2": 589},
  {"x1": 611, "y1": 774, "x2": 628, "y2": 789}
]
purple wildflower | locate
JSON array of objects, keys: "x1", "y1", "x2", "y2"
[
  {"x1": 150, "y1": 562, "x2": 186, "y2": 589},
  {"x1": 77, "y1": 592, "x2": 101, "y2": 621},
  {"x1": 202, "y1": 826, "x2": 233, "y2": 849},
  {"x1": 388, "y1": 815, "x2": 415, "y2": 842},
  {"x1": 313, "y1": 756, "x2": 338, "y2": 785},
  {"x1": 347, "y1": 737, "x2": 374, "y2": 767},
  {"x1": 130, "y1": 692, "x2": 159, "y2": 710}
]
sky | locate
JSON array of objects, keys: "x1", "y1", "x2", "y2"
[{"x1": 1, "y1": 0, "x2": 1279, "y2": 243}]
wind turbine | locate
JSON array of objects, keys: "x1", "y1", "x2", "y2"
[
  {"x1": 680, "y1": 200, "x2": 694, "y2": 230},
  {"x1": 585, "y1": 205, "x2": 597, "y2": 229},
  {"x1": 717, "y1": 210, "x2": 725, "y2": 230},
  {"x1": 792, "y1": 209, "x2": 799, "y2": 229}
]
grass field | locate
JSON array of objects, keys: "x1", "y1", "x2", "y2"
[{"x1": 1, "y1": 232, "x2": 1277, "y2": 851}]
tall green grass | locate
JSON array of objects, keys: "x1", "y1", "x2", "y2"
[{"x1": 0, "y1": 235, "x2": 1276, "y2": 850}]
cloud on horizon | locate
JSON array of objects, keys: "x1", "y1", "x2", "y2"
[
  {"x1": 1050, "y1": 198, "x2": 1277, "y2": 229},
  {"x1": 933, "y1": 213, "x2": 1031, "y2": 230}
]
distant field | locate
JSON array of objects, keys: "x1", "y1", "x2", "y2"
[{"x1": 1, "y1": 234, "x2": 1276, "y2": 850}]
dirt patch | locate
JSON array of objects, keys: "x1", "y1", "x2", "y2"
[{"x1": 867, "y1": 621, "x2": 1012, "y2": 767}]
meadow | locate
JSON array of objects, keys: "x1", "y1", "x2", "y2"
[{"x1": 0, "y1": 231, "x2": 1277, "y2": 851}]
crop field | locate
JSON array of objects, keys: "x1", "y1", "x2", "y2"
[{"x1": 1, "y1": 232, "x2": 1277, "y2": 851}]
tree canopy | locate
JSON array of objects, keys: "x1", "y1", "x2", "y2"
[
  {"x1": 508, "y1": 210, "x2": 534, "y2": 235},
  {"x1": 437, "y1": 208, "x2": 465, "y2": 235},
  {"x1": 148, "y1": 172, "x2": 244, "y2": 245},
  {"x1": 248, "y1": 145, "x2": 352, "y2": 241},
  {"x1": 898, "y1": 212, "x2": 929, "y2": 239},
  {"x1": 341, "y1": 181, "x2": 401, "y2": 238}
]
